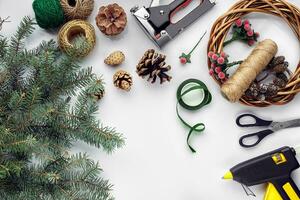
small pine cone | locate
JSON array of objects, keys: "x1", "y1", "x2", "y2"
[
  {"x1": 136, "y1": 49, "x2": 172, "y2": 84},
  {"x1": 245, "y1": 89, "x2": 259, "y2": 99},
  {"x1": 88, "y1": 79, "x2": 105, "y2": 101},
  {"x1": 273, "y1": 77, "x2": 287, "y2": 88},
  {"x1": 249, "y1": 82, "x2": 258, "y2": 92},
  {"x1": 259, "y1": 83, "x2": 268, "y2": 94},
  {"x1": 268, "y1": 56, "x2": 285, "y2": 68},
  {"x1": 94, "y1": 89, "x2": 105, "y2": 101},
  {"x1": 104, "y1": 51, "x2": 125, "y2": 66},
  {"x1": 257, "y1": 94, "x2": 266, "y2": 101},
  {"x1": 113, "y1": 70, "x2": 132, "y2": 91},
  {"x1": 266, "y1": 84, "x2": 279, "y2": 99},
  {"x1": 271, "y1": 62, "x2": 289, "y2": 73},
  {"x1": 276, "y1": 73, "x2": 289, "y2": 83},
  {"x1": 245, "y1": 82, "x2": 259, "y2": 99}
]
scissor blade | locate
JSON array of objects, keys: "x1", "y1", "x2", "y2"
[{"x1": 271, "y1": 119, "x2": 300, "y2": 131}]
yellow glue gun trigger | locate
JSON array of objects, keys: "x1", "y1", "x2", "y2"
[
  {"x1": 265, "y1": 183, "x2": 283, "y2": 200},
  {"x1": 264, "y1": 182, "x2": 300, "y2": 200}
]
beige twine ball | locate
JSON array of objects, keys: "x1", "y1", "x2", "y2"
[
  {"x1": 58, "y1": 19, "x2": 96, "y2": 57},
  {"x1": 60, "y1": 0, "x2": 94, "y2": 20}
]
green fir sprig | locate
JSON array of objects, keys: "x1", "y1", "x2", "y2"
[{"x1": 0, "y1": 17, "x2": 124, "y2": 199}]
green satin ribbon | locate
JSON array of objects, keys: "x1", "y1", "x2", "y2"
[{"x1": 176, "y1": 79, "x2": 212, "y2": 153}]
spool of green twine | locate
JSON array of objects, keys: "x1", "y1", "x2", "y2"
[{"x1": 32, "y1": 0, "x2": 65, "y2": 29}]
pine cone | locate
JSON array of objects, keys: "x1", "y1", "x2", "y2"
[
  {"x1": 259, "y1": 83, "x2": 268, "y2": 94},
  {"x1": 257, "y1": 94, "x2": 266, "y2": 101},
  {"x1": 86, "y1": 79, "x2": 105, "y2": 101},
  {"x1": 266, "y1": 84, "x2": 279, "y2": 100},
  {"x1": 136, "y1": 49, "x2": 172, "y2": 84},
  {"x1": 268, "y1": 56, "x2": 285, "y2": 68},
  {"x1": 271, "y1": 62, "x2": 288, "y2": 73},
  {"x1": 113, "y1": 70, "x2": 132, "y2": 91},
  {"x1": 273, "y1": 77, "x2": 287, "y2": 88},
  {"x1": 276, "y1": 73, "x2": 289, "y2": 83},
  {"x1": 104, "y1": 51, "x2": 125, "y2": 66},
  {"x1": 95, "y1": 3, "x2": 127, "y2": 36},
  {"x1": 94, "y1": 90, "x2": 105, "y2": 101},
  {"x1": 245, "y1": 82, "x2": 259, "y2": 99}
]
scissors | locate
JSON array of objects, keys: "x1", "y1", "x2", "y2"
[{"x1": 236, "y1": 113, "x2": 300, "y2": 148}]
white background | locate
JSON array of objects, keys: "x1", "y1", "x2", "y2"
[{"x1": 2, "y1": 0, "x2": 300, "y2": 199}]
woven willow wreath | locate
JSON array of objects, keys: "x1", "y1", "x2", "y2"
[{"x1": 208, "y1": 0, "x2": 300, "y2": 107}]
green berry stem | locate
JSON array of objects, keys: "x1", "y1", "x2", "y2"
[
  {"x1": 224, "y1": 60, "x2": 243, "y2": 71},
  {"x1": 223, "y1": 36, "x2": 238, "y2": 47},
  {"x1": 187, "y1": 31, "x2": 207, "y2": 56}
]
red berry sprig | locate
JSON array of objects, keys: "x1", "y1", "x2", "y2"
[
  {"x1": 179, "y1": 31, "x2": 207, "y2": 65},
  {"x1": 224, "y1": 18, "x2": 259, "y2": 47},
  {"x1": 208, "y1": 51, "x2": 243, "y2": 82}
]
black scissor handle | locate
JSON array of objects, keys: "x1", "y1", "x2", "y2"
[
  {"x1": 239, "y1": 129, "x2": 274, "y2": 148},
  {"x1": 236, "y1": 114, "x2": 273, "y2": 127}
]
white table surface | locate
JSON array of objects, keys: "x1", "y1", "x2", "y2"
[{"x1": 2, "y1": 0, "x2": 300, "y2": 199}]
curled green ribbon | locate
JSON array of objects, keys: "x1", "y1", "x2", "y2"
[{"x1": 176, "y1": 79, "x2": 212, "y2": 153}]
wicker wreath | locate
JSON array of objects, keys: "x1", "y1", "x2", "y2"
[{"x1": 208, "y1": 0, "x2": 300, "y2": 107}]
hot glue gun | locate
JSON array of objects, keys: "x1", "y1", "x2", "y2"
[{"x1": 223, "y1": 146, "x2": 300, "y2": 200}]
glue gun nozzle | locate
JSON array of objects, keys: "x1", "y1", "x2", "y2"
[{"x1": 222, "y1": 171, "x2": 233, "y2": 180}]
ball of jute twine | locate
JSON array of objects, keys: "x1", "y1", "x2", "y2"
[
  {"x1": 60, "y1": 0, "x2": 94, "y2": 20},
  {"x1": 208, "y1": 0, "x2": 300, "y2": 107},
  {"x1": 58, "y1": 20, "x2": 96, "y2": 57},
  {"x1": 221, "y1": 39, "x2": 278, "y2": 102}
]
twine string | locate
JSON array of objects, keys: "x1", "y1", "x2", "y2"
[
  {"x1": 58, "y1": 20, "x2": 96, "y2": 57},
  {"x1": 60, "y1": 0, "x2": 94, "y2": 20}
]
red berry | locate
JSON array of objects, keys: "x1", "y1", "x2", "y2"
[
  {"x1": 247, "y1": 30, "x2": 254, "y2": 37},
  {"x1": 255, "y1": 32, "x2": 260, "y2": 38},
  {"x1": 244, "y1": 24, "x2": 251, "y2": 32},
  {"x1": 244, "y1": 19, "x2": 250, "y2": 25},
  {"x1": 218, "y1": 72, "x2": 225, "y2": 79},
  {"x1": 235, "y1": 19, "x2": 242, "y2": 27},
  {"x1": 180, "y1": 57, "x2": 187, "y2": 64},
  {"x1": 211, "y1": 63, "x2": 216, "y2": 68},
  {"x1": 208, "y1": 51, "x2": 214, "y2": 58},
  {"x1": 217, "y1": 57, "x2": 225, "y2": 65},
  {"x1": 215, "y1": 67, "x2": 222, "y2": 73},
  {"x1": 212, "y1": 54, "x2": 219, "y2": 60},
  {"x1": 209, "y1": 69, "x2": 214, "y2": 76},
  {"x1": 248, "y1": 39, "x2": 255, "y2": 46},
  {"x1": 220, "y1": 52, "x2": 226, "y2": 58}
]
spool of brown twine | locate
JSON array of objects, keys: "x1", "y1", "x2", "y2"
[
  {"x1": 221, "y1": 39, "x2": 278, "y2": 102},
  {"x1": 60, "y1": 0, "x2": 94, "y2": 20}
]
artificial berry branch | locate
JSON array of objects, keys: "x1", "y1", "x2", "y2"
[
  {"x1": 208, "y1": 51, "x2": 243, "y2": 81},
  {"x1": 224, "y1": 18, "x2": 259, "y2": 47},
  {"x1": 179, "y1": 31, "x2": 207, "y2": 65}
]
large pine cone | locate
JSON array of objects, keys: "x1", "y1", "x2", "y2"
[
  {"x1": 95, "y1": 3, "x2": 127, "y2": 36},
  {"x1": 136, "y1": 49, "x2": 172, "y2": 84}
]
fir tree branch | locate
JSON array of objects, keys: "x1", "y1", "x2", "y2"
[{"x1": 0, "y1": 17, "x2": 123, "y2": 199}]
